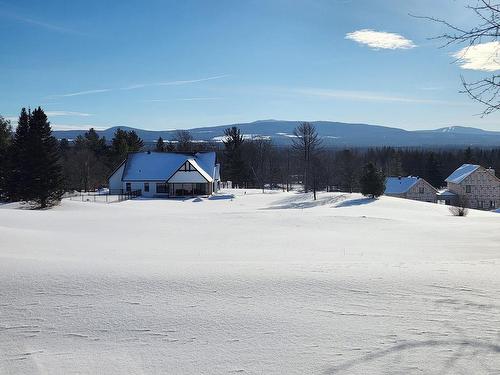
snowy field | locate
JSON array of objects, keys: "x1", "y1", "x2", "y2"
[{"x1": 1, "y1": 189, "x2": 500, "y2": 374}]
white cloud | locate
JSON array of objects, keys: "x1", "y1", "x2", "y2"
[
  {"x1": 294, "y1": 88, "x2": 463, "y2": 105},
  {"x1": 45, "y1": 111, "x2": 92, "y2": 117},
  {"x1": 0, "y1": 8, "x2": 85, "y2": 36},
  {"x1": 144, "y1": 97, "x2": 223, "y2": 102},
  {"x1": 50, "y1": 124, "x2": 107, "y2": 131},
  {"x1": 345, "y1": 29, "x2": 416, "y2": 50},
  {"x1": 453, "y1": 41, "x2": 500, "y2": 72},
  {"x1": 51, "y1": 75, "x2": 229, "y2": 98},
  {"x1": 56, "y1": 89, "x2": 113, "y2": 98}
]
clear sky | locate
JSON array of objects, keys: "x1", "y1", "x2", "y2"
[{"x1": 1, "y1": 0, "x2": 500, "y2": 131}]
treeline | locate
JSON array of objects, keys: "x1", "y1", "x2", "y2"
[
  {"x1": 219, "y1": 125, "x2": 497, "y2": 193},
  {"x1": 1, "y1": 108, "x2": 499, "y2": 207}
]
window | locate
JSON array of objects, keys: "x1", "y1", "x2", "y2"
[
  {"x1": 491, "y1": 201, "x2": 496, "y2": 208},
  {"x1": 418, "y1": 187, "x2": 425, "y2": 194},
  {"x1": 126, "y1": 182, "x2": 131, "y2": 192},
  {"x1": 479, "y1": 201, "x2": 484, "y2": 209},
  {"x1": 466, "y1": 185, "x2": 472, "y2": 193},
  {"x1": 179, "y1": 161, "x2": 197, "y2": 171},
  {"x1": 156, "y1": 183, "x2": 167, "y2": 193},
  {"x1": 144, "y1": 182, "x2": 149, "y2": 192}
]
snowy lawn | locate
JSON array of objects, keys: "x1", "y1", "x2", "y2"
[{"x1": 1, "y1": 190, "x2": 500, "y2": 374}]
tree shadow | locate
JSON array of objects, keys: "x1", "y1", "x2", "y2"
[
  {"x1": 208, "y1": 194, "x2": 235, "y2": 200},
  {"x1": 323, "y1": 339, "x2": 500, "y2": 374},
  {"x1": 264, "y1": 193, "x2": 349, "y2": 210},
  {"x1": 335, "y1": 197, "x2": 376, "y2": 208}
]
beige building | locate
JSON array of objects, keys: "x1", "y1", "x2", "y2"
[
  {"x1": 384, "y1": 176, "x2": 437, "y2": 203},
  {"x1": 438, "y1": 164, "x2": 500, "y2": 210}
]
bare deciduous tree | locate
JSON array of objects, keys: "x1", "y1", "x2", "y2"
[
  {"x1": 416, "y1": 1, "x2": 500, "y2": 115},
  {"x1": 449, "y1": 196, "x2": 469, "y2": 216},
  {"x1": 291, "y1": 122, "x2": 322, "y2": 196},
  {"x1": 174, "y1": 130, "x2": 193, "y2": 152}
]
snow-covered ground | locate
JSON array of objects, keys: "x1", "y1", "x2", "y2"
[{"x1": 1, "y1": 190, "x2": 500, "y2": 374}]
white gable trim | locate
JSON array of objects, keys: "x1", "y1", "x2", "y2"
[
  {"x1": 166, "y1": 159, "x2": 213, "y2": 183},
  {"x1": 168, "y1": 170, "x2": 209, "y2": 183}
]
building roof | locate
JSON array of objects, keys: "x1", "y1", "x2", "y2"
[
  {"x1": 121, "y1": 151, "x2": 217, "y2": 182},
  {"x1": 445, "y1": 164, "x2": 480, "y2": 184},
  {"x1": 385, "y1": 176, "x2": 419, "y2": 194},
  {"x1": 437, "y1": 189, "x2": 457, "y2": 197}
]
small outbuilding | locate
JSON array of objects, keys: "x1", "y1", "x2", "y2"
[
  {"x1": 384, "y1": 176, "x2": 437, "y2": 203},
  {"x1": 108, "y1": 151, "x2": 220, "y2": 198}
]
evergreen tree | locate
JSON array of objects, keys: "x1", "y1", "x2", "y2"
[
  {"x1": 6, "y1": 108, "x2": 31, "y2": 201},
  {"x1": 0, "y1": 116, "x2": 12, "y2": 199},
  {"x1": 111, "y1": 128, "x2": 131, "y2": 162},
  {"x1": 127, "y1": 130, "x2": 144, "y2": 152},
  {"x1": 155, "y1": 136, "x2": 166, "y2": 152},
  {"x1": 223, "y1": 126, "x2": 246, "y2": 186},
  {"x1": 464, "y1": 147, "x2": 474, "y2": 163},
  {"x1": 84, "y1": 128, "x2": 107, "y2": 156},
  {"x1": 359, "y1": 162, "x2": 385, "y2": 198},
  {"x1": 425, "y1": 153, "x2": 443, "y2": 188},
  {"x1": 26, "y1": 107, "x2": 64, "y2": 208},
  {"x1": 59, "y1": 138, "x2": 70, "y2": 155},
  {"x1": 110, "y1": 128, "x2": 144, "y2": 163}
]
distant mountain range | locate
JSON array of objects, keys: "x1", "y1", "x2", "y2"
[{"x1": 52, "y1": 120, "x2": 500, "y2": 147}]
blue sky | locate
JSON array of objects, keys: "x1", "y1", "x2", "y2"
[{"x1": 1, "y1": 0, "x2": 500, "y2": 131}]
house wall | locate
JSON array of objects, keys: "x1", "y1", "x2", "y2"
[
  {"x1": 108, "y1": 163, "x2": 125, "y2": 191},
  {"x1": 447, "y1": 168, "x2": 500, "y2": 209},
  {"x1": 406, "y1": 179, "x2": 437, "y2": 203},
  {"x1": 168, "y1": 170, "x2": 209, "y2": 183},
  {"x1": 120, "y1": 181, "x2": 167, "y2": 198}
]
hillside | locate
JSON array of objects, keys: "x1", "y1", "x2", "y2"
[
  {"x1": 1, "y1": 191, "x2": 500, "y2": 373},
  {"x1": 52, "y1": 120, "x2": 500, "y2": 147}
]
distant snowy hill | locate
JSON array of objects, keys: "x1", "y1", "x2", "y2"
[{"x1": 52, "y1": 120, "x2": 500, "y2": 147}]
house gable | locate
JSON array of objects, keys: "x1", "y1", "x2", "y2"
[{"x1": 167, "y1": 159, "x2": 213, "y2": 183}]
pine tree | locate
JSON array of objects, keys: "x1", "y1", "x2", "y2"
[
  {"x1": 223, "y1": 126, "x2": 246, "y2": 187},
  {"x1": 127, "y1": 130, "x2": 144, "y2": 152},
  {"x1": 111, "y1": 128, "x2": 131, "y2": 162},
  {"x1": 360, "y1": 162, "x2": 385, "y2": 198},
  {"x1": 155, "y1": 136, "x2": 166, "y2": 152},
  {"x1": 425, "y1": 153, "x2": 443, "y2": 188},
  {"x1": 111, "y1": 128, "x2": 144, "y2": 163},
  {"x1": 0, "y1": 116, "x2": 12, "y2": 199},
  {"x1": 6, "y1": 108, "x2": 31, "y2": 201},
  {"x1": 84, "y1": 128, "x2": 107, "y2": 156},
  {"x1": 26, "y1": 107, "x2": 64, "y2": 208},
  {"x1": 464, "y1": 147, "x2": 474, "y2": 163}
]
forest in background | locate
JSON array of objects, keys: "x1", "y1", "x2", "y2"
[{"x1": 1, "y1": 108, "x2": 500, "y2": 207}]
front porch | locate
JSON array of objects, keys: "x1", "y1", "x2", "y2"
[{"x1": 151, "y1": 182, "x2": 213, "y2": 197}]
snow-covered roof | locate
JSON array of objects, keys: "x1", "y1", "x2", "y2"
[
  {"x1": 445, "y1": 164, "x2": 480, "y2": 184},
  {"x1": 437, "y1": 189, "x2": 457, "y2": 197},
  {"x1": 185, "y1": 158, "x2": 213, "y2": 182},
  {"x1": 121, "y1": 151, "x2": 217, "y2": 181},
  {"x1": 385, "y1": 176, "x2": 419, "y2": 194}
]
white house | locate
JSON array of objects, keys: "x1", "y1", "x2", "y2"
[
  {"x1": 108, "y1": 151, "x2": 221, "y2": 198},
  {"x1": 384, "y1": 176, "x2": 437, "y2": 203}
]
